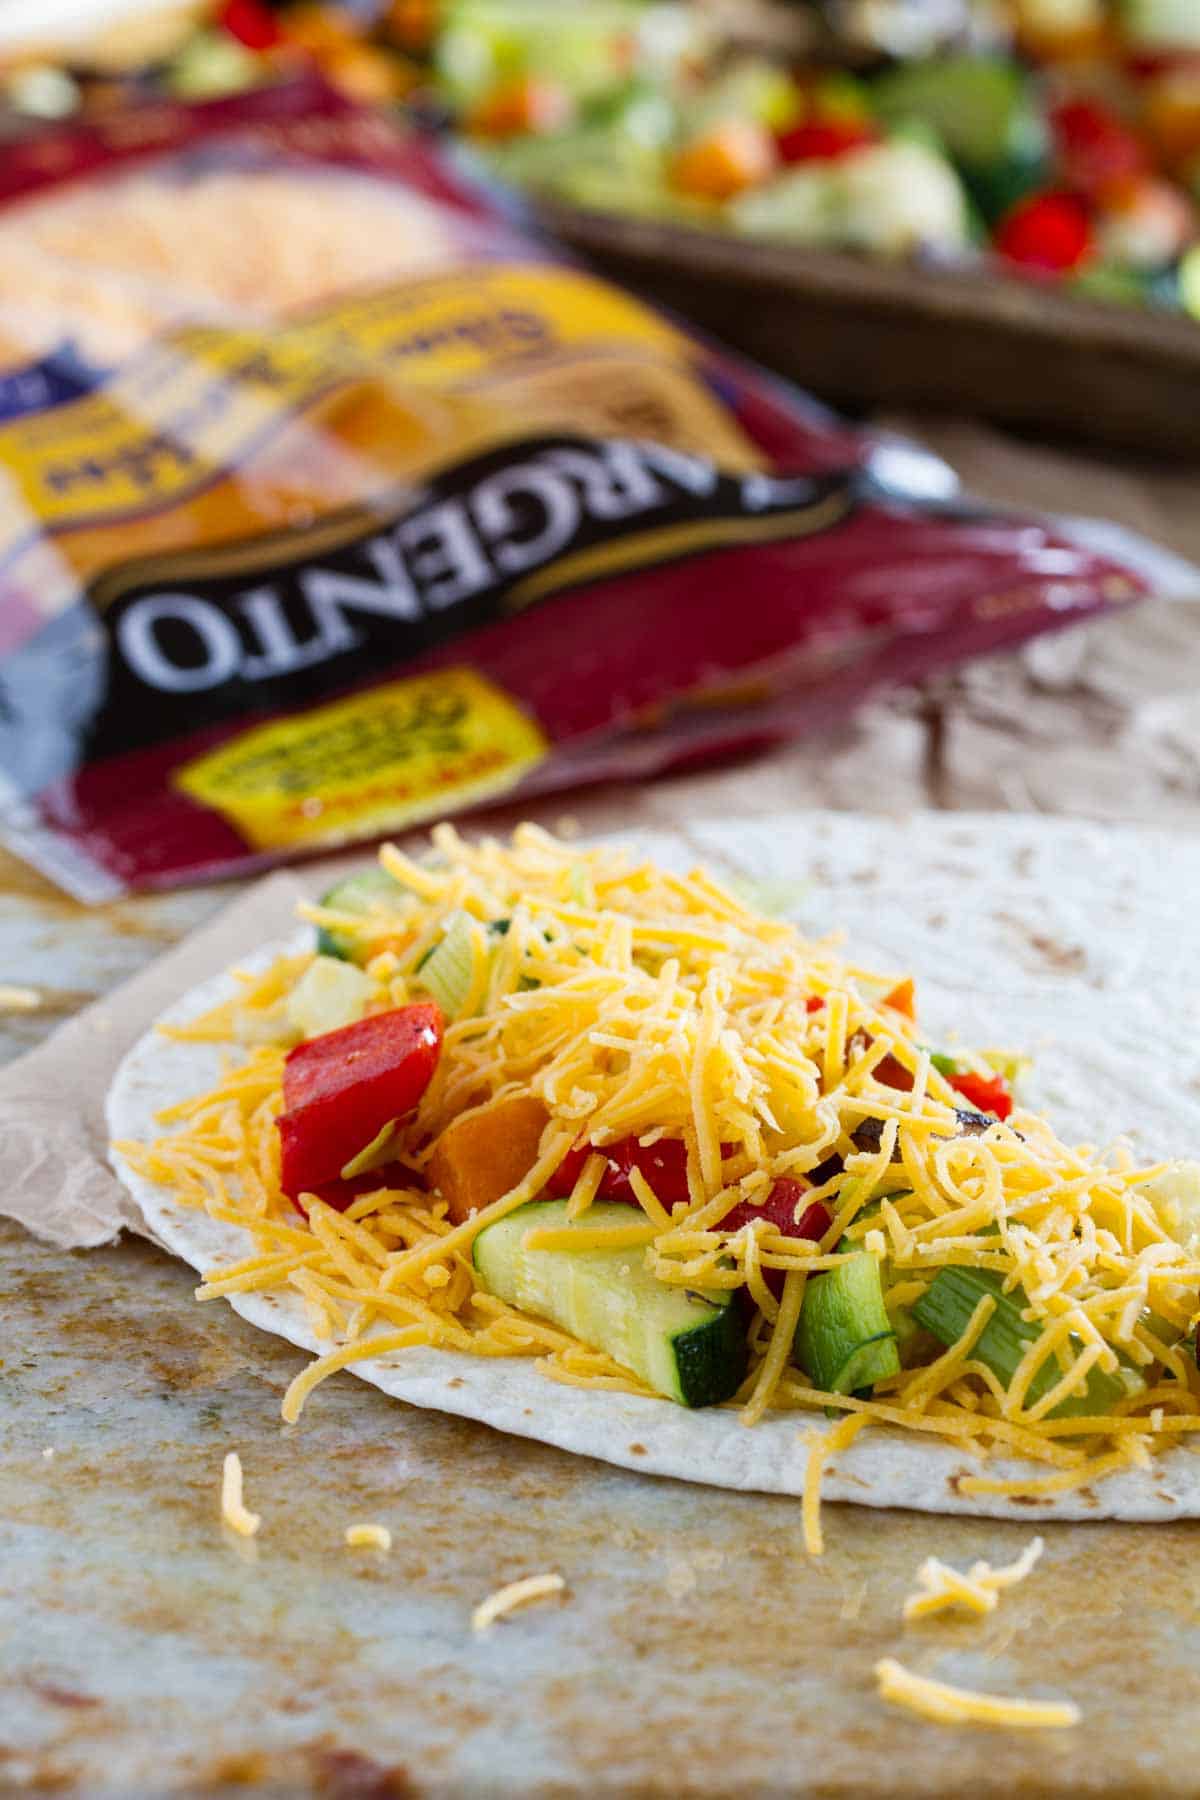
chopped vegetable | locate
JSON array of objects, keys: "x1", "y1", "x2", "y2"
[
  {"x1": 429, "y1": 1093, "x2": 551, "y2": 1224},
  {"x1": 294, "y1": 1159, "x2": 415, "y2": 1217},
  {"x1": 776, "y1": 116, "x2": 879, "y2": 164},
  {"x1": 277, "y1": 1003, "x2": 443, "y2": 1199},
  {"x1": 912, "y1": 1266, "x2": 1146, "y2": 1416},
  {"x1": 794, "y1": 1250, "x2": 900, "y2": 1395},
  {"x1": 550, "y1": 1133, "x2": 694, "y2": 1208},
  {"x1": 719, "y1": 1179, "x2": 831, "y2": 1242},
  {"x1": 469, "y1": 74, "x2": 575, "y2": 139},
  {"x1": 670, "y1": 119, "x2": 776, "y2": 199},
  {"x1": 881, "y1": 977, "x2": 915, "y2": 1019},
  {"x1": 995, "y1": 189, "x2": 1094, "y2": 270},
  {"x1": 286, "y1": 956, "x2": 374, "y2": 1040},
  {"x1": 316, "y1": 868, "x2": 406, "y2": 963},
  {"x1": 415, "y1": 910, "x2": 488, "y2": 1018},
  {"x1": 946, "y1": 1067, "x2": 1013, "y2": 1120},
  {"x1": 1051, "y1": 97, "x2": 1148, "y2": 199},
  {"x1": 473, "y1": 1199, "x2": 748, "y2": 1405}
]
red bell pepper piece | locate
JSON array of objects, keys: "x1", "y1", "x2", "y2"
[
  {"x1": 277, "y1": 1002, "x2": 442, "y2": 1200},
  {"x1": 776, "y1": 117, "x2": 878, "y2": 164},
  {"x1": 1051, "y1": 98, "x2": 1147, "y2": 201},
  {"x1": 720, "y1": 1178, "x2": 830, "y2": 1242},
  {"x1": 722, "y1": 1178, "x2": 831, "y2": 1301},
  {"x1": 805, "y1": 994, "x2": 825, "y2": 1013},
  {"x1": 291, "y1": 1159, "x2": 418, "y2": 1217},
  {"x1": 946, "y1": 1068, "x2": 1013, "y2": 1122},
  {"x1": 550, "y1": 1134, "x2": 695, "y2": 1207},
  {"x1": 994, "y1": 190, "x2": 1094, "y2": 273},
  {"x1": 219, "y1": 0, "x2": 282, "y2": 49}
]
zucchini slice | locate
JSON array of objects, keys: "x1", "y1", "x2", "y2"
[
  {"x1": 793, "y1": 1250, "x2": 900, "y2": 1395},
  {"x1": 472, "y1": 1199, "x2": 747, "y2": 1408}
]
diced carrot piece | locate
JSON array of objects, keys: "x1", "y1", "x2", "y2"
[
  {"x1": 669, "y1": 120, "x2": 777, "y2": 201},
  {"x1": 882, "y1": 978, "x2": 916, "y2": 1020},
  {"x1": 429, "y1": 1094, "x2": 551, "y2": 1225},
  {"x1": 469, "y1": 76, "x2": 574, "y2": 141}
]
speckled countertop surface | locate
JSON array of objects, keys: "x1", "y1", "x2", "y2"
[{"x1": 5, "y1": 593, "x2": 1200, "y2": 1798}]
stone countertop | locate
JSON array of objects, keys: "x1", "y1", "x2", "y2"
[{"x1": 4, "y1": 592, "x2": 1200, "y2": 1797}]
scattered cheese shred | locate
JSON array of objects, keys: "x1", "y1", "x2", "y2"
[
  {"x1": 0, "y1": 984, "x2": 40, "y2": 1012},
  {"x1": 220, "y1": 1452, "x2": 261, "y2": 1538},
  {"x1": 902, "y1": 1537, "x2": 1044, "y2": 1621},
  {"x1": 471, "y1": 1572, "x2": 566, "y2": 1633},
  {"x1": 345, "y1": 1523, "x2": 392, "y2": 1551},
  {"x1": 802, "y1": 1412, "x2": 869, "y2": 1556},
  {"x1": 874, "y1": 1657, "x2": 1080, "y2": 1730}
]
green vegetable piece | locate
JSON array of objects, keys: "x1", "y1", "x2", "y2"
[
  {"x1": 316, "y1": 868, "x2": 405, "y2": 962},
  {"x1": 912, "y1": 1266, "x2": 1146, "y2": 1417},
  {"x1": 794, "y1": 1251, "x2": 901, "y2": 1395},
  {"x1": 472, "y1": 1199, "x2": 747, "y2": 1407},
  {"x1": 340, "y1": 1118, "x2": 402, "y2": 1181},
  {"x1": 415, "y1": 911, "x2": 480, "y2": 1019},
  {"x1": 286, "y1": 955, "x2": 373, "y2": 1039},
  {"x1": 872, "y1": 55, "x2": 1049, "y2": 223}
]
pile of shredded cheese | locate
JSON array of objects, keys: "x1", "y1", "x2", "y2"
[{"x1": 117, "y1": 823, "x2": 1200, "y2": 1504}]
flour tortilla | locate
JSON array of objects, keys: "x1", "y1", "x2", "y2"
[{"x1": 107, "y1": 812, "x2": 1200, "y2": 1521}]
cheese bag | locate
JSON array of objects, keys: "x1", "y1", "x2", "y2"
[{"x1": 0, "y1": 79, "x2": 1155, "y2": 898}]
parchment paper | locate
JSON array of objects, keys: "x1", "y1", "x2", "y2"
[{"x1": 0, "y1": 872, "x2": 308, "y2": 1249}]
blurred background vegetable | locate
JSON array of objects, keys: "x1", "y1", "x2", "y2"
[{"x1": 2, "y1": 0, "x2": 1199, "y2": 320}]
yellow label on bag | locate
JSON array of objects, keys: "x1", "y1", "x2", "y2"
[{"x1": 174, "y1": 667, "x2": 546, "y2": 850}]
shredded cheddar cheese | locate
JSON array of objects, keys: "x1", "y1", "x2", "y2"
[
  {"x1": 902, "y1": 1537, "x2": 1044, "y2": 1621},
  {"x1": 802, "y1": 1412, "x2": 869, "y2": 1555},
  {"x1": 874, "y1": 1658, "x2": 1080, "y2": 1730},
  {"x1": 345, "y1": 1523, "x2": 392, "y2": 1551},
  {"x1": 114, "y1": 823, "x2": 1200, "y2": 1498},
  {"x1": 0, "y1": 984, "x2": 40, "y2": 1012},
  {"x1": 220, "y1": 1452, "x2": 260, "y2": 1538},
  {"x1": 471, "y1": 1572, "x2": 566, "y2": 1633}
]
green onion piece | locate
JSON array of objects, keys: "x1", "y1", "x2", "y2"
[
  {"x1": 414, "y1": 911, "x2": 479, "y2": 1019},
  {"x1": 911, "y1": 1267, "x2": 1146, "y2": 1418},
  {"x1": 415, "y1": 915, "x2": 513, "y2": 1013},
  {"x1": 794, "y1": 1251, "x2": 901, "y2": 1395},
  {"x1": 929, "y1": 1051, "x2": 961, "y2": 1076},
  {"x1": 340, "y1": 1119, "x2": 401, "y2": 1180}
]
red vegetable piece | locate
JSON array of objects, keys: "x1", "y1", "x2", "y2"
[
  {"x1": 720, "y1": 1178, "x2": 830, "y2": 1241},
  {"x1": 723, "y1": 1179, "x2": 831, "y2": 1301},
  {"x1": 947, "y1": 1068, "x2": 1013, "y2": 1122},
  {"x1": 277, "y1": 1002, "x2": 442, "y2": 1199},
  {"x1": 219, "y1": 0, "x2": 282, "y2": 49},
  {"x1": 550, "y1": 1134, "x2": 694, "y2": 1207},
  {"x1": 805, "y1": 994, "x2": 826, "y2": 1013},
  {"x1": 1051, "y1": 98, "x2": 1147, "y2": 201},
  {"x1": 995, "y1": 190, "x2": 1094, "y2": 273},
  {"x1": 874, "y1": 1051, "x2": 914, "y2": 1093},
  {"x1": 292, "y1": 1159, "x2": 417, "y2": 1216},
  {"x1": 776, "y1": 117, "x2": 878, "y2": 163}
]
